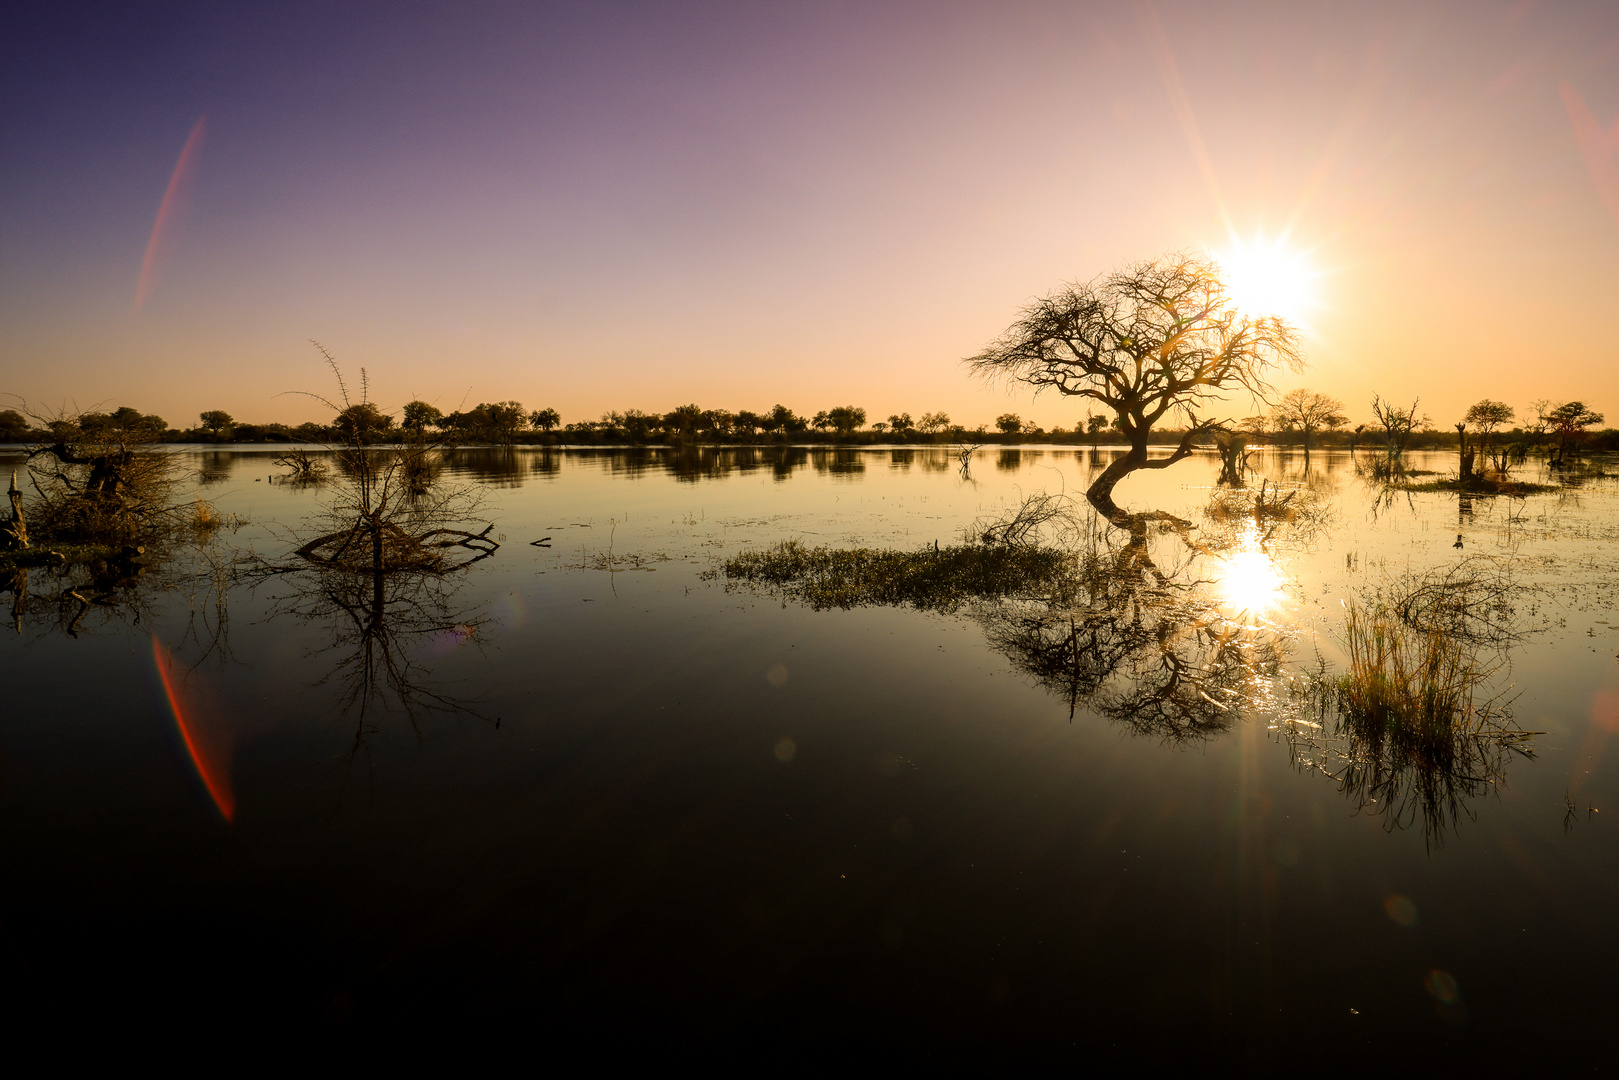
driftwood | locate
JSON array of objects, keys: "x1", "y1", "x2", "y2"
[{"x1": 293, "y1": 518, "x2": 499, "y2": 572}]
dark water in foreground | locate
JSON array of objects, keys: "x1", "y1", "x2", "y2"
[{"x1": 3, "y1": 445, "x2": 1617, "y2": 1065}]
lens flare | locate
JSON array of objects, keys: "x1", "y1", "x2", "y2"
[
  {"x1": 152, "y1": 635, "x2": 235, "y2": 822},
  {"x1": 135, "y1": 114, "x2": 207, "y2": 311},
  {"x1": 1560, "y1": 80, "x2": 1619, "y2": 230}
]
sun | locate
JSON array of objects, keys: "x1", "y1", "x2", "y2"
[{"x1": 1213, "y1": 233, "x2": 1320, "y2": 327}]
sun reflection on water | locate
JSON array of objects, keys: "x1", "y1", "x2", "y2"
[{"x1": 1212, "y1": 528, "x2": 1288, "y2": 623}]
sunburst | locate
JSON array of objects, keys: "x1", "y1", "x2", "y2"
[{"x1": 1213, "y1": 233, "x2": 1320, "y2": 327}]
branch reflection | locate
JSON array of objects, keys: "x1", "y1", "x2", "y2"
[{"x1": 724, "y1": 479, "x2": 1533, "y2": 845}]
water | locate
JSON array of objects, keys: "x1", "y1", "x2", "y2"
[{"x1": 3, "y1": 444, "x2": 1616, "y2": 1063}]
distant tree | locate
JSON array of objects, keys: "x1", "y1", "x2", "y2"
[
  {"x1": 1370, "y1": 396, "x2": 1425, "y2": 456},
  {"x1": 1, "y1": 409, "x2": 34, "y2": 442},
  {"x1": 1463, "y1": 399, "x2": 1515, "y2": 473},
  {"x1": 334, "y1": 403, "x2": 395, "y2": 445},
  {"x1": 734, "y1": 410, "x2": 764, "y2": 437},
  {"x1": 811, "y1": 411, "x2": 832, "y2": 432},
  {"x1": 665, "y1": 404, "x2": 703, "y2": 440},
  {"x1": 1545, "y1": 401, "x2": 1604, "y2": 460},
  {"x1": 1525, "y1": 399, "x2": 1554, "y2": 439},
  {"x1": 1085, "y1": 413, "x2": 1109, "y2": 436},
  {"x1": 445, "y1": 402, "x2": 526, "y2": 443},
  {"x1": 78, "y1": 407, "x2": 168, "y2": 439},
  {"x1": 826, "y1": 406, "x2": 866, "y2": 435},
  {"x1": 887, "y1": 412, "x2": 914, "y2": 435},
  {"x1": 402, "y1": 401, "x2": 444, "y2": 432},
  {"x1": 872, "y1": 421, "x2": 888, "y2": 433},
  {"x1": 1546, "y1": 400, "x2": 1604, "y2": 434},
  {"x1": 621, "y1": 409, "x2": 659, "y2": 441},
  {"x1": 487, "y1": 401, "x2": 527, "y2": 443},
  {"x1": 1464, "y1": 400, "x2": 1514, "y2": 439},
  {"x1": 768, "y1": 404, "x2": 807, "y2": 435},
  {"x1": 969, "y1": 253, "x2": 1302, "y2": 520},
  {"x1": 1270, "y1": 389, "x2": 1346, "y2": 453},
  {"x1": 995, "y1": 413, "x2": 1023, "y2": 436},
  {"x1": 703, "y1": 409, "x2": 735, "y2": 438},
  {"x1": 529, "y1": 407, "x2": 561, "y2": 433},
  {"x1": 198, "y1": 410, "x2": 235, "y2": 439},
  {"x1": 918, "y1": 411, "x2": 951, "y2": 434}
]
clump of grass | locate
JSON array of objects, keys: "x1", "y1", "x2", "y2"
[
  {"x1": 1286, "y1": 582, "x2": 1539, "y2": 847},
  {"x1": 720, "y1": 539, "x2": 1075, "y2": 612},
  {"x1": 0, "y1": 542, "x2": 124, "y2": 570},
  {"x1": 1335, "y1": 600, "x2": 1506, "y2": 748},
  {"x1": 188, "y1": 498, "x2": 221, "y2": 536},
  {"x1": 1403, "y1": 476, "x2": 1555, "y2": 496}
]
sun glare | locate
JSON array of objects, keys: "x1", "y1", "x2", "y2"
[
  {"x1": 1213, "y1": 234, "x2": 1319, "y2": 326},
  {"x1": 1213, "y1": 530, "x2": 1288, "y2": 622}
]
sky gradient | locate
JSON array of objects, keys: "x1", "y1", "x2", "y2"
[{"x1": 4, "y1": 0, "x2": 1617, "y2": 431}]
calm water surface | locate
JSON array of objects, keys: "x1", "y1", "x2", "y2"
[{"x1": 3, "y1": 445, "x2": 1617, "y2": 1064}]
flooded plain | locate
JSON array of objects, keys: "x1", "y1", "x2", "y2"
[{"x1": 3, "y1": 444, "x2": 1617, "y2": 1064}]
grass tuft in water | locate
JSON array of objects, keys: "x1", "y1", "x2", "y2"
[
  {"x1": 1335, "y1": 600, "x2": 1506, "y2": 748},
  {"x1": 720, "y1": 539, "x2": 1075, "y2": 612}
]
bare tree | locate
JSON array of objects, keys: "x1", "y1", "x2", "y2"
[
  {"x1": 1370, "y1": 396, "x2": 1425, "y2": 457},
  {"x1": 969, "y1": 253, "x2": 1303, "y2": 522},
  {"x1": 1271, "y1": 389, "x2": 1345, "y2": 454}
]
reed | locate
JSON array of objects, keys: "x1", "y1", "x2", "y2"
[{"x1": 1336, "y1": 599, "x2": 1499, "y2": 749}]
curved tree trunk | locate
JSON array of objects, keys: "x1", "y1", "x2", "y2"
[{"x1": 1085, "y1": 425, "x2": 1214, "y2": 526}]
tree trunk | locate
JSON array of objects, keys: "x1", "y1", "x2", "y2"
[
  {"x1": 1086, "y1": 441, "x2": 1148, "y2": 524},
  {"x1": 4, "y1": 567, "x2": 25, "y2": 632},
  {"x1": 3, "y1": 470, "x2": 27, "y2": 551},
  {"x1": 1085, "y1": 426, "x2": 1210, "y2": 526}
]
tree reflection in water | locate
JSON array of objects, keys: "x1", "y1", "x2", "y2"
[
  {"x1": 252, "y1": 559, "x2": 495, "y2": 750},
  {"x1": 975, "y1": 521, "x2": 1279, "y2": 739},
  {"x1": 725, "y1": 479, "x2": 1534, "y2": 845},
  {"x1": 248, "y1": 428, "x2": 502, "y2": 751}
]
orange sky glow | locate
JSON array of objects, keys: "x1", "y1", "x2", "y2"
[{"x1": 2, "y1": 1, "x2": 1615, "y2": 432}]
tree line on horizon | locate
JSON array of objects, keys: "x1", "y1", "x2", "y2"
[{"x1": 0, "y1": 393, "x2": 1611, "y2": 453}]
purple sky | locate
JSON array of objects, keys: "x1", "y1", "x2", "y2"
[{"x1": 4, "y1": 1, "x2": 1616, "y2": 431}]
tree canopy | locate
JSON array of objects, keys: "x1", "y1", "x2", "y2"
[
  {"x1": 1271, "y1": 389, "x2": 1345, "y2": 450},
  {"x1": 1463, "y1": 400, "x2": 1514, "y2": 435},
  {"x1": 969, "y1": 253, "x2": 1303, "y2": 518}
]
